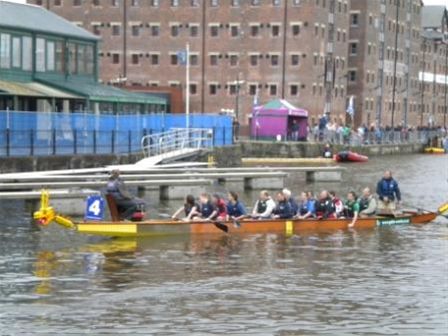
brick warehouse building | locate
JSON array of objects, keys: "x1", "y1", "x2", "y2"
[{"x1": 29, "y1": 0, "x2": 351, "y2": 127}]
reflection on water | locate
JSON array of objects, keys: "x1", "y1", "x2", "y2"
[{"x1": 0, "y1": 154, "x2": 447, "y2": 334}]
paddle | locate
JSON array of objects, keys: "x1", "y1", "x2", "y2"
[
  {"x1": 402, "y1": 202, "x2": 448, "y2": 218},
  {"x1": 207, "y1": 219, "x2": 229, "y2": 233}
]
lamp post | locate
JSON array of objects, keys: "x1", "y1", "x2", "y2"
[
  {"x1": 232, "y1": 74, "x2": 245, "y2": 122},
  {"x1": 390, "y1": 0, "x2": 400, "y2": 129}
]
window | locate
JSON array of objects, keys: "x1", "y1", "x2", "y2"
[
  {"x1": 190, "y1": 54, "x2": 198, "y2": 66},
  {"x1": 54, "y1": 0, "x2": 62, "y2": 6},
  {"x1": 350, "y1": 13, "x2": 359, "y2": 26},
  {"x1": 190, "y1": 25, "x2": 199, "y2": 37},
  {"x1": 210, "y1": 25, "x2": 219, "y2": 37},
  {"x1": 250, "y1": 54, "x2": 259, "y2": 66},
  {"x1": 92, "y1": 24, "x2": 101, "y2": 35},
  {"x1": 171, "y1": 0, "x2": 178, "y2": 6},
  {"x1": 209, "y1": 83, "x2": 218, "y2": 95},
  {"x1": 250, "y1": 24, "x2": 260, "y2": 37},
  {"x1": 292, "y1": 0, "x2": 300, "y2": 5},
  {"x1": 151, "y1": 54, "x2": 159, "y2": 65},
  {"x1": 251, "y1": 0, "x2": 260, "y2": 6},
  {"x1": 11, "y1": 37, "x2": 21, "y2": 68},
  {"x1": 112, "y1": 53, "x2": 119, "y2": 64},
  {"x1": 151, "y1": 25, "x2": 160, "y2": 37},
  {"x1": 191, "y1": 0, "x2": 199, "y2": 6},
  {"x1": 229, "y1": 54, "x2": 238, "y2": 66},
  {"x1": 290, "y1": 84, "x2": 299, "y2": 96},
  {"x1": 77, "y1": 45, "x2": 85, "y2": 74},
  {"x1": 314, "y1": 24, "x2": 319, "y2": 36},
  {"x1": 22, "y1": 36, "x2": 32, "y2": 71},
  {"x1": 170, "y1": 54, "x2": 178, "y2": 65},
  {"x1": 46, "y1": 41, "x2": 55, "y2": 71},
  {"x1": 231, "y1": 0, "x2": 239, "y2": 6},
  {"x1": 291, "y1": 54, "x2": 300, "y2": 66},
  {"x1": 35, "y1": 38, "x2": 45, "y2": 72},
  {"x1": 151, "y1": 0, "x2": 159, "y2": 6},
  {"x1": 36, "y1": 0, "x2": 43, "y2": 5},
  {"x1": 229, "y1": 84, "x2": 237, "y2": 95},
  {"x1": 272, "y1": 0, "x2": 281, "y2": 6},
  {"x1": 112, "y1": 25, "x2": 121, "y2": 36},
  {"x1": 349, "y1": 70, "x2": 356, "y2": 82},
  {"x1": 230, "y1": 25, "x2": 239, "y2": 37},
  {"x1": 270, "y1": 54, "x2": 279, "y2": 66},
  {"x1": 111, "y1": 0, "x2": 119, "y2": 7},
  {"x1": 131, "y1": 0, "x2": 139, "y2": 6},
  {"x1": 73, "y1": 0, "x2": 81, "y2": 6},
  {"x1": 93, "y1": 0, "x2": 100, "y2": 6},
  {"x1": 55, "y1": 41, "x2": 64, "y2": 72},
  {"x1": 131, "y1": 54, "x2": 139, "y2": 65},
  {"x1": 131, "y1": 25, "x2": 140, "y2": 37},
  {"x1": 271, "y1": 24, "x2": 280, "y2": 37},
  {"x1": 210, "y1": 54, "x2": 218, "y2": 66},
  {"x1": 171, "y1": 25, "x2": 179, "y2": 37},
  {"x1": 190, "y1": 83, "x2": 197, "y2": 95},
  {"x1": 249, "y1": 84, "x2": 257, "y2": 95},
  {"x1": 68, "y1": 43, "x2": 76, "y2": 73},
  {"x1": 210, "y1": 0, "x2": 219, "y2": 7},
  {"x1": 350, "y1": 42, "x2": 358, "y2": 55},
  {"x1": 269, "y1": 84, "x2": 277, "y2": 96},
  {"x1": 291, "y1": 24, "x2": 300, "y2": 36}
]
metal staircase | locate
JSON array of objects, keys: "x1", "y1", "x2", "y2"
[{"x1": 138, "y1": 128, "x2": 214, "y2": 166}]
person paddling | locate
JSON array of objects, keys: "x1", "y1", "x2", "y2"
[
  {"x1": 344, "y1": 191, "x2": 360, "y2": 228},
  {"x1": 329, "y1": 191, "x2": 344, "y2": 218},
  {"x1": 376, "y1": 170, "x2": 401, "y2": 212},
  {"x1": 315, "y1": 190, "x2": 336, "y2": 219},
  {"x1": 272, "y1": 191, "x2": 293, "y2": 219},
  {"x1": 194, "y1": 193, "x2": 217, "y2": 221},
  {"x1": 252, "y1": 190, "x2": 276, "y2": 219},
  {"x1": 359, "y1": 188, "x2": 377, "y2": 217},
  {"x1": 212, "y1": 194, "x2": 228, "y2": 221},
  {"x1": 226, "y1": 191, "x2": 246, "y2": 221},
  {"x1": 297, "y1": 191, "x2": 316, "y2": 219},
  {"x1": 172, "y1": 194, "x2": 200, "y2": 221}
]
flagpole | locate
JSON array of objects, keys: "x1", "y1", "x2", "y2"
[{"x1": 186, "y1": 43, "x2": 190, "y2": 131}]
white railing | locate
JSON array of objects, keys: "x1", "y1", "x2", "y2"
[{"x1": 141, "y1": 128, "x2": 214, "y2": 157}]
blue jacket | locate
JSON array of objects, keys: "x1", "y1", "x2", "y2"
[
  {"x1": 288, "y1": 197, "x2": 299, "y2": 215},
  {"x1": 227, "y1": 201, "x2": 246, "y2": 217},
  {"x1": 298, "y1": 199, "x2": 316, "y2": 216},
  {"x1": 273, "y1": 200, "x2": 293, "y2": 219},
  {"x1": 376, "y1": 178, "x2": 401, "y2": 201}
]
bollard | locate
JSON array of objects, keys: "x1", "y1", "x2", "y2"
[
  {"x1": 93, "y1": 130, "x2": 97, "y2": 154},
  {"x1": 73, "y1": 129, "x2": 77, "y2": 155},
  {"x1": 128, "y1": 130, "x2": 132, "y2": 154},
  {"x1": 6, "y1": 128, "x2": 10, "y2": 157},
  {"x1": 223, "y1": 127, "x2": 226, "y2": 145},
  {"x1": 111, "y1": 130, "x2": 115, "y2": 154},
  {"x1": 52, "y1": 129, "x2": 56, "y2": 155}
]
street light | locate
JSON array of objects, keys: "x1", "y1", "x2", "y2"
[{"x1": 229, "y1": 74, "x2": 245, "y2": 121}]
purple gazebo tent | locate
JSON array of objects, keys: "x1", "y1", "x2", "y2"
[{"x1": 250, "y1": 99, "x2": 309, "y2": 140}]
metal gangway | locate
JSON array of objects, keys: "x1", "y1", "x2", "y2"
[{"x1": 139, "y1": 128, "x2": 214, "y2": 165}]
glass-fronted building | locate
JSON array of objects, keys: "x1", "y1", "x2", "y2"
[{"x1": 0, "y1": 0, "x2": 166, "y2": 113}]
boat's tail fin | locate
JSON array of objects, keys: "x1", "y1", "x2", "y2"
[
  {"x1": 33, "y1": 190, "x2": 76, "y2": 229},
  {"x1": 438, "y1": 202, "x2": 448, "y2": 218}
]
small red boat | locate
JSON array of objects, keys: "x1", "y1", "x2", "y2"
[{"x1": 334, "y1": 151, "x2": 368, "y2": 163}]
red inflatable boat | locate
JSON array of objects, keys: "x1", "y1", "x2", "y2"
[{"x1": 334, "y1": 151, "x2": 368, "y2": 163}]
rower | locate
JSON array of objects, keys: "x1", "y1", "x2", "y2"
[
  {"x1": 282, "y1": 188, "x2": 299, "y2": 215},
  {"x1": 376, "y1": 170, "x2": 401, "y2": 212},
  {"x1": 194, "y1": 193, "x2": 217, "y2": 221},
  {"x1": 106, "y1": 169, "x2": 145, "y2": 220},
  {"x1": 226, "y1": 191, "x2": 247, "y2": 221},
  {"x1": 297, "y1": 191, "x2": 316, "y2": 219},
  {"x1": 359, "y1": 188, "x2": 377, "y2": 217},
  {"x1": 251, "y1": 190, "x2": 276, "y2": 219},
  {"x1": 329, "y1": 190, "x2": 344, "y2": 218},
  {"x1": 172, "y1": 194, "x2": 200, "y2": 221},
  {"x1": 344, "y1": 191, "x2": 360, "y2": 228},
  {"x1": 212, "y1": 194, "x2": 228, "y2": 221},
  {"x1": 315, "y1": 190, "x2": 336, "y2": 219},
  {"x1": 272, "y1": 191, "x2": 293, "y2": 219}
]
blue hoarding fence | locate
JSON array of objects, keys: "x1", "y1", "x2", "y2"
[{"x1": 0, "y1": 111, "x2": 233, "y2": 157}]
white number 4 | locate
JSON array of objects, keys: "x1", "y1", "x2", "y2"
[{"x1": 88, "y1": 199, "x2": 101, "y2": 216}]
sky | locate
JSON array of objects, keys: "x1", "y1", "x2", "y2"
[{"x1": 3, "y1": 0, "x2": 448, "y2": 6}]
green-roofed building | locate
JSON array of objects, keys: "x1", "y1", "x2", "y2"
[{"x1": 0, "y1": 0, "x2": 166, "y2": 114}]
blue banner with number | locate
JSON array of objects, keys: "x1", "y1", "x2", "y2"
[{"x1": 85, "y1": 195, "x2": 105, "y2": 220}]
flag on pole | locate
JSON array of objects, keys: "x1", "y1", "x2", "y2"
[
  {"x1": 177, "y1": 50, "x2": 187, "y2": 65},
  {"x1": 346, "y1": 95, "x2": 355, "y2": 117}
]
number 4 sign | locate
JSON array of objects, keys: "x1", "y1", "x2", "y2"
[{"x1": 85, "y1": 195, "x2": 105, "y2": 220}]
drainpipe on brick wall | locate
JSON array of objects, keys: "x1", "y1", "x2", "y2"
[
  {"x1": 200, "y1": 0, "x2": 207, "y2": 113},
  {"x1": 390, "y1": 0, "x2": 400, "y2": 129},
  {"x1": 281, "y1": 0, "x2": 288, "y2": 99},
  {"x1": 123, "y1": 0, "x2": 127, "y2": 79}
]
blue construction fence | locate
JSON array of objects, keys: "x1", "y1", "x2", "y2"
[{"x1": 0, "y1": 111, "x2": 233, "y2": 157}]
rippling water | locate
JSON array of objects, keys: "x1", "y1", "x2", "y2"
[{"x1": 0, "y1": 154, "x2": 447, "y2": 335}]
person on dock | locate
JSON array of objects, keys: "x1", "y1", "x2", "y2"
[
  {"x1": 226, "y1": 191, "x2": 247, "y2": 221},
  {"x1": 376, "y1": 170, "x2": 401, "y2": 211},
  {"x1": 344, "y1": 191, "x2": 360, "y2": 228},
  {"x1": 329, "y1": 191, "x2": 344, "y2": 218},
  {"x1": 252, "y1": 190, "x2": 276, "y2": 219},
  {"x1": 322, "y1": 143, "x2": 333, "y2": 158},
  {"x1": 212, "y1": 194, "x2": 228, "y2": 221},
  {"x1": 195, "y1": 193, "x2": 217, "y2": 221},
  {"x1": 296, "y1": 192, "x2": 316, "y2": 219},
  {"x1": 272, "y1": 192, "x2": 293, "y2": 219},
  {"x1": 106, "y1": 169, "x2": 144, "y2": 220},
  {"x1": 315, "y1": 191, "x2": 336, "y2": 219},
  {"x1": 172, "y1": 194, "x2": 200, "y2": 221},
  {"x1": 283, "y1": 188, "x2": 299, "y2": 215},
  {"x1": 359, "y1": 188, "x2": 377, "y2": 217}
]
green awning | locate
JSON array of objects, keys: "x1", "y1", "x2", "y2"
[
  {"x1": 40, "y1": 79, "x2": 167, "y2": 105},
  {"x1": 0, "y1": 80, "x2": 81, "y2": 99}
]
